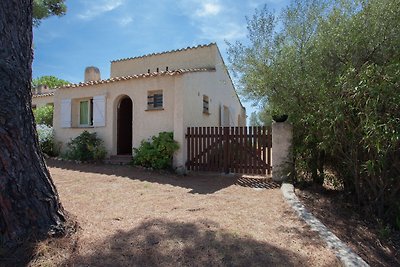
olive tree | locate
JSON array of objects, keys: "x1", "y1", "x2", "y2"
[{"x1": 228, "y1": 0, "x2": 400, "y2": 227}]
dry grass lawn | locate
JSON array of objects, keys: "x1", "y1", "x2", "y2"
[{"x1": 30, "y1": 159, "x2": 340, "y2": 266}]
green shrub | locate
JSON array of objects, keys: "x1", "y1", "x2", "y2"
[
  {"x1": 133, "y1": 132, "x2": 179, "y2": 169},
  {"x1": 65, "y1": 131, "x2": 106, "y2": 161},
  {"x1": 33, "y1": 105, "x2": 53, "y2": 126},
  {"x1": 36, "y1": 124, "x2": 59, "y2": 156}
]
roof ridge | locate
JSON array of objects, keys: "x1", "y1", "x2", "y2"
[
  {"x1": 111, "y1": 43, "x2": 216, "y2": 63},
  {"x1": 58, "y1": 68, "x2": 216, "y2": 89}
]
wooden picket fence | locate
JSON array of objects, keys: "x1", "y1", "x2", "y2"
[{"x1": 186, "y1": 126, "x2": 272, "y2": 175}]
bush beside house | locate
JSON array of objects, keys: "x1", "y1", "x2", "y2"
[
  {"x1": 64, "y1": 131, "x2": 107, "y2": 162},
  {"x1": 33, "y1": 105, "x2": 54, "y2": 126},
  {"x1": 133, "y1": 132, "x2": 179, "y2": 170},
  {"x1": 36, "y1": 124, "x2": 59, "y2": 157}
]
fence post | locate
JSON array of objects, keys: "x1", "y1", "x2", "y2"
[
  {"x1": 272, "y1": 122, "x2": 293, "y2": 182},
  {"x1": 223, "y1": 127, "x2": 229, "y2": 174}
]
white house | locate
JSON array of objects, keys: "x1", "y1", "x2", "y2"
[{"x1": 32, "y1": 43, "x2": 246, "y2": 168}]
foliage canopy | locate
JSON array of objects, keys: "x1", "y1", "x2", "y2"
[
  {"x1": 33, "y1": 0, "x2": 67, "y2": 27},
  {"x1": 33, "y1": 104, "x2": 54, "y2": 126},
  {"x1": 228, "y1": 0, "x2": 400, "y2": 228},
  {"x1": 32, "y1": 75, "x2": 70, "y2": 89}
]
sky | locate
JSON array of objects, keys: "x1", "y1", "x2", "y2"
[{"x1": 33, "y1": 0, "x2": 289, "y2": 117}]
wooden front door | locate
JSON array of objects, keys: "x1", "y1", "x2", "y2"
[{"x1": 117, "y1": 96, "x2": 133, "y2": 155}]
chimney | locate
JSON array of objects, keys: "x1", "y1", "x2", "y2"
[
  {"x1": 36, "y1": 84, "x2": 48, "y2": 94},
  {"x1": 84, "y1": 66, "x2": 101, "y2": 82}
]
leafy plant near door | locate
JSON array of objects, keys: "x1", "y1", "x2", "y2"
[
  {"x1": 64, "y1": 131, "x2": 107, "y2": 161},
  {"x1": 132, "y1": 132, "x2": 179, "y2": 170}
]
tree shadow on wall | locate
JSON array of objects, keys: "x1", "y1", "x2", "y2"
[{"x1": 63, "y1": 218, "x2": 317, "y2": 267}]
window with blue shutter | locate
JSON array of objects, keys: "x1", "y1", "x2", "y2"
[
  {"x1": 93, "y1": 95, "x2": 106, "y2": 127},
  {"x1": 147, "y1": 90, "x2": 163, "y2": 110}
]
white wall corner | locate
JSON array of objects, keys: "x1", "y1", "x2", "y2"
[{"x1": 173, "y1": 79, "x2": 186, "y2": 170}]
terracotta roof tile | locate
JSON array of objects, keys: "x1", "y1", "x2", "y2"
[
  {"x1": 59, "y1": 68, "x2": 215, "y2": 89},
  {"x1": 32, "y1": 92, "x2": 55, "y2": 98},
  {"x1": 111, "y1": 43, "x2": 216, "y2": 63}
]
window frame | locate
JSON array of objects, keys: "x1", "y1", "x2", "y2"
[
  {"x1": 203, "y1": 95, "x2": 210, "y2": 114},
  {"x1": 79, "y1": 98, "x2": 94, "y2": 127},
  {"x1": 147, "y1": 90, "x2": 163, "y2": 110}
]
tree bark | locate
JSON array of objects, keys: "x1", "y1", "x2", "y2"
[{"x1": 0, "y1": 0, "x2": 65, "y2": 248}]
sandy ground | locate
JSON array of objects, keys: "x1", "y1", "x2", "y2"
[{"x1": 40, "y1": 159, "x2": 340, "y2": 266}]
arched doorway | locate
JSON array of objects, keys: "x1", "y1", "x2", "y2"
[{"x1": 117, "y1": 96, "x2": 133, "y2": 155}]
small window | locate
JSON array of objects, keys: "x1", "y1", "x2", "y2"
[
  {"x1": 147, "y1": 90, "x2": 163, "y2": 110},
  {"x1": 203, "y1": 95, "x2": 209, "y2": 114},
  {"x1": 79, "y1": 99, "x2": 93, "y2": 126}
]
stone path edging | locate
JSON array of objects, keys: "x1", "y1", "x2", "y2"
[{"x1": 281, "y1": 183, "x2": 369, "y2": 267}]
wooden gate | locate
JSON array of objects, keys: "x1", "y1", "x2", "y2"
[{"x1": 186, "y1": 126, "x2": 272, "y2": 175}]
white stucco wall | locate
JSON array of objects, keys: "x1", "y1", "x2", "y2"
[
  {"x1": 180, "y1": 55, "x2": 245, "y2": 128},
  {"x1": 110, "y1": 44, "x2": 217, "y2": 78},
  {"x1": 53, "y1": 75, "x2": 177, "y2": 156},
  {"x1": 172, "y1": 56, "x2": 246, "y2": 167},
  {"x1": 32, "y1": 95, "x2": 54, "y2": 108}
]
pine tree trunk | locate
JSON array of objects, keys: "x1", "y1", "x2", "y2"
[{"x1": 0, "y1": 0, "x2": 66, "y2": 248}]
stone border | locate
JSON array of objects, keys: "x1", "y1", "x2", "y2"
[{"x1": 281, "y1": 183, "x2": 369, "y2": 267}]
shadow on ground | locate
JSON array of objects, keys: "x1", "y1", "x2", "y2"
[
  {"x1": 63, "y1": 218, "x2": 316, "y2": 267},
  {"x1": 0, "y1": 243, "x2": 36, "y2": 267},
  {"x1": 46, "y1": 159, "x2": 279, "y2": 194},
  {"x1": 297, "y1": 187, "x2": 400, "y2": 267}
]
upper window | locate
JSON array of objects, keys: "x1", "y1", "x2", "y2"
[
  {"x1": 147, "y1": 90, "x2": 163, "y2": 110},
  {"x1": 203, "y1": 95, "x2": 209, "y2": 114},
  {"x1": 79, "y1": 99, "x2": 93, "y2": 126}
]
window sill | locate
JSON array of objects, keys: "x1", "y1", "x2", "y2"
[
  {"x1": 145, "y1": 108, "x2": 164, "y2": 111},
  {"x1": 73, "y1": 125, "x2": 94, "y2": 128},
  {"x1": 203, "y1": 111, "x2": 211, "y2": 115}
]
